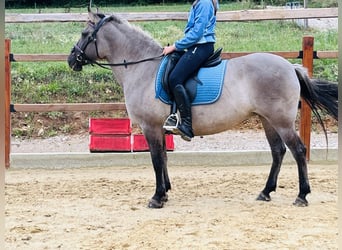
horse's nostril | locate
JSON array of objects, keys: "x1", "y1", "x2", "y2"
[{"x1": 72, "y1": 63, "x2": 82, "y2": 71}]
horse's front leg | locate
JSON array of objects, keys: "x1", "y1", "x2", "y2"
[{"x1": 144, "y1": 128, "x2": 170, "y2": 208}]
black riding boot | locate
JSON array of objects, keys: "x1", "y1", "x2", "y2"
[{"x1": 172, "y1": 84, "x2": 194, "y2": 141}]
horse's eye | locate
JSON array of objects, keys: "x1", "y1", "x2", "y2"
[{"x1": 81, "y1": 31, "x2": 89, "y2": 37}]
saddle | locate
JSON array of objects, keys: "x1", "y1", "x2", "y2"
[
  {"x1": 161, "y1": 48, "x2": 223, "y2": 132},
  {"x1": 162, "y1": 48, "x2": 222, "y2": 102}
]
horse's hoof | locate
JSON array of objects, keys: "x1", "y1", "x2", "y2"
[
  {"x1": 293, "y1": 197, "x2": 308, "y2": 207},
  {"x1": 148, "y1": 199, "x2": 164, "y2": 209},
  {"x1": 256, "y1": 192, "x2": 271, "y2": 202}
]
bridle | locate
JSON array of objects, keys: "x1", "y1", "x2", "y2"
[{"x1": 71, "y1": 15, "x2": 163, "y2": 70}]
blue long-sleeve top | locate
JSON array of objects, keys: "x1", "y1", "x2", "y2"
[{"x1": 175, "y1": 0, "x2": 218, "y2": 50}]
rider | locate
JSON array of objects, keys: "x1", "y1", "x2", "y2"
[{"x1": 163, "y1": 0, "x2": 218, "y2": 141}]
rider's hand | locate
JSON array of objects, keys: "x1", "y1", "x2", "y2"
[{"x1": 163, "y1": 44, "x2": 176, "y2": 55}]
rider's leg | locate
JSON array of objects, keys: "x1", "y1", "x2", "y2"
[
  {"x1": 167, "y1": 43, "x2": 214, "y2": 141},
  {"x1": 172, "y1": 84, "x2": 193, "y2": 141}
]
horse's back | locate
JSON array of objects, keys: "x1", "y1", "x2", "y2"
[{"x1": 228, "y1": 53, "x2": 298, "y2": 87}]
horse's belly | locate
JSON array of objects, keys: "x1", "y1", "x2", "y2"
[
  {"x1": 191, "y1": 62, "x2": 256, "y2": 135},
  {"x1": 192, "y1": 99, "x2": 252, "y2": 135}
]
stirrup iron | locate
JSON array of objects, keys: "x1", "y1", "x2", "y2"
[{"x1": 163, "y1": 113, "x2": 180, "y2": 133}]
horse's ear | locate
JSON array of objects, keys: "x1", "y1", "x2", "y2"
[
  {"x1": 88, "y1": 10, "x2": 100, "y2": 24},
  {"x1": 88, "y1": 0, "x2": 95, "y2": 19}
]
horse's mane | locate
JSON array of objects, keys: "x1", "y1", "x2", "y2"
[{"x1": 101, "y1": 12, "x2": 162, "y2": 48}]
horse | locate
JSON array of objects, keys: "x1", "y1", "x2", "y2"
[{"x1": 67, "y1": 9, "x2": 338, "y2": 209}]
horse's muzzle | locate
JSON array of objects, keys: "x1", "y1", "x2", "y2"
[
  {"x1": 68, "y1": 59, "x2": 83, "y2": 71},
  {"x1": 67, "y1": 47, "x2": 84, "y2": 71}
]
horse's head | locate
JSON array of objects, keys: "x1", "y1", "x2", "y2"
[{"x1": 68, "y1": 10, "x2": 112, "y2": 71}]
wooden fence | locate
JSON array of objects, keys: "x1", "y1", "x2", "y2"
[
  {"x1": 4, "y1": 9, "x2": 338, "y2": 168},
  {"x1": 5, "y1": 8, "x2": 338, "y2": 23}
]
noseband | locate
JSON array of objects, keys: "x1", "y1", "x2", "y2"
[{"x1": 71, "y1": 16, "x2": 163, "y2": 70}]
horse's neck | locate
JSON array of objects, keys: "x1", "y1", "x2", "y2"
[
  {"x1": 108, "y1": 50, "x2": 161, "y2": 101},
  {"x1": 105, "y1": 23, "x2": 161, "y2": 88},
  {"x1": 106, "y1": 30, "x2": 162, "y2": 121}
]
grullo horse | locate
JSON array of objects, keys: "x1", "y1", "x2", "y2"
[{"x1": 68, "y1": 10, "x2": 338, "y2": 208}]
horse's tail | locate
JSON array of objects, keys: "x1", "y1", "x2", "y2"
[
  {"x1": 294, "y1": 65, "x2": 338, "y2": 121},
  {"x1": 293, "y1": 65, "x2": 338, "y2": 146}
]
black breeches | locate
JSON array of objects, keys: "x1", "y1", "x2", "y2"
[{"x1": 168, "y1": 42, "x2": 214, "y2": 92}]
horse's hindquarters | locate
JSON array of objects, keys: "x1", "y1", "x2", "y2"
[{"x1": 191, "y1": 53, "x2": 301, "y2": 135}]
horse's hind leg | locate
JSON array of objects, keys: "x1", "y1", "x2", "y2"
[
  {"x1": 280, "y1": 129, "x2": 310, "y2": 206},
  {"x1": 257, "y1": 117, "x2": 286, "y2": 202}
]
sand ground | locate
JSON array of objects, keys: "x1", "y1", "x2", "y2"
[{"x1": 5, "y1": 164, "x2": 337, "y2": 249}]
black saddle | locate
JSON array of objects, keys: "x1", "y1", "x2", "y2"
[{"x1": 162, "y1": 48, "x2": 222, "y2": 103}]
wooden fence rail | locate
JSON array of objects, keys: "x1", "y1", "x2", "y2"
[
  {"x1": 5, "y1": 8, "x2": 338, "y2": 23},
  {"x1": 10, "y1": 51, "x2": 338, "y2": 62},
  {"x1": 12, "y1": 103, "x2": 126, "y2": 112}
]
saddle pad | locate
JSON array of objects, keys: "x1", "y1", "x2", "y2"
[{"x1": 155, "y1": 56, "x2": 228, "y2": 106}]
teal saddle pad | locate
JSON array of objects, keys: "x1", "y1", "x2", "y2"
[{"x1": 155, "y1": 56, "x2": 228, "y2": 106}]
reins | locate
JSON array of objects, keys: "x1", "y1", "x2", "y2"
[
  {"x1": 88, "y1": 54, "x2": 164, "y2": 70},
  {"x1": 74, "y1": 15, "x2": 163, "y2": 70}
]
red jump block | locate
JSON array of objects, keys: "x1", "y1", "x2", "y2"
[
  {"x1": 89, "y1": 134, "x2": 175, "y2": 152},
  {"x1": 89, "y1": 135, "x2": 131, "y2": 152},
  {"x1": 88, "y1": 118, "x2": 175, "y2": 152},
  {"x1": 89, "y1": 118, "x2": 131, "y2": 135},
  {"x1": 133, "y1": 134, "x2": 174, "y2": 152}
]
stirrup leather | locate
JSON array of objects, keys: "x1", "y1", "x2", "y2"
[{"x1": 163, "y1": 113, "x2": 180, "y2": 132}]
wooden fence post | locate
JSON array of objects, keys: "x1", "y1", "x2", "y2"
[
  {"x1": 300, "y1": 36, "x2": 314, "y2": 161},
  {"x1": 5, "y1": 39, "x2": 10, "y2": 168}
]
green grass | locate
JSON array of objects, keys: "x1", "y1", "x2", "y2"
[
  {"x1": 5, "y1": 3, "x2": 338, "y2": 138},
  {"x1": 11, "y1": 62, "x2": 122, "y2": 104}
]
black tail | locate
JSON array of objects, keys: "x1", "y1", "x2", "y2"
[
  {"x1": 294, "y1": 65, "x2": 338, "y2": 121},
  {"x1": 294, "y1": 65, "x2": 338, "y2": 149}
]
